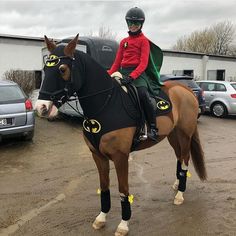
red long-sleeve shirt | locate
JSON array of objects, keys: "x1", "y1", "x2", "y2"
[{"x1": 108, "y1": 32, "x2": 150, "y2": 79}]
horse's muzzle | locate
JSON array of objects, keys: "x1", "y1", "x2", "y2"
[{"x1": 35, "y1": 100, "x2": 59, "y2": 118}]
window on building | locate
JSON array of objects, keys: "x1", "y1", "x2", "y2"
[
  {"x1": 172, "y1": 70, "x2": 194, "y2": 77},
  {"x1": 207, "y1": 70, "x2": 225, "y2": 81}
]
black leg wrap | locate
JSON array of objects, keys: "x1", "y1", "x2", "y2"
[
  {"x1": 120, "y1": 196, "x2": 131, "y2": 221},
  {"x1": 176, "y1": 160, "x2": 182, "y2": 179},
  {"x1": 178, "y1": 169, "x2": 188, "y2": 192},
  {"x1": 101, "y1": 190, "x2": 111, "y2": 213}
]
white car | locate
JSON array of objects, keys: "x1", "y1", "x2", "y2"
[{"x1": 196, "y1": 80, "x2": 236, "y2": 118}]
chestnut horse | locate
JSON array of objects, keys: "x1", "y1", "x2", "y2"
[{"x1": 35, "y1": 34, "x2": 206, "y2": 236}]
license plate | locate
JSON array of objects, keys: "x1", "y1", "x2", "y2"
[{"x1": 0, "y1": 118, "x2": 12, "y2": 126}]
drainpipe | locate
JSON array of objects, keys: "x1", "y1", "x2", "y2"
[{"x1": 202, "y1": 55, "x2": 209, "y2": 80}]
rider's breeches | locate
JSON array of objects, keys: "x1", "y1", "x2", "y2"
[
  {"x1": 101, "y1": 189, "x2": 111, "y2": 213},
  {"x1": 176, "y1": 160, "x2": 188, "y2": 192},
  {"x1": 137, "y1": 86, "x2": 156, "y2": 126}
]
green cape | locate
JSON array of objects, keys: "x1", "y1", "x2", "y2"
[{"x1": 145, "y1": 41, "x2": 164, "y2": 87}]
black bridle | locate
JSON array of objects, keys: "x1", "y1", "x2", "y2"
[{"x1": 39, "y1": 55, "x2": 76, "y2": 108}]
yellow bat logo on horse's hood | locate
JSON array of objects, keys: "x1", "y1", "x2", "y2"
[{"x1": 45, "y1": 55, "x2": 60, "y2": 67}]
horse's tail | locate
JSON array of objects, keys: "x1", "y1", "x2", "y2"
[{"x1": 190, "y1": 127, "x2": 207, "y2": 181}]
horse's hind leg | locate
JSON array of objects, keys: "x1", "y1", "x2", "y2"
[
  {"x1": 92, "y1": 153, "x2": 110, "y2": 230},
  {"x1": 175, "y1": 132, "x2": 191, "y2": 205},
  {"x1": 167, "y1": 130, "x2": 181, "y2": 190},
  {"x1": 168, "y1": 130, "x2": 191, "y2": 205}
]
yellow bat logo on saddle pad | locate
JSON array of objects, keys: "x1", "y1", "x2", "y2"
[
  {"x1": 83, "y1": 119, "x2": 101, "y2": 133},
  {"x1": 157, "y1": 100, "x2": 170, "y2": 110}
]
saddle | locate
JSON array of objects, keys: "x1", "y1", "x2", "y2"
[{"x1": 111, "y1": 72, "x2": 172, "y2": 150}]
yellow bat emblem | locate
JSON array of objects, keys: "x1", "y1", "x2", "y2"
[
  {"x1": 83, "y1": 119, "x2": 101, "y2": 133},
  {"x1": 46, "y1": 54, "x2": 60, "y2": 67},
  {"x1": 157, "y1": 100, "x2": 170, "y2": 110}
]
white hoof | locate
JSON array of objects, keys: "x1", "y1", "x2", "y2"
[
  {"x1": 92, "y1": 219, "x2": 106, "y2": 230},
  {"x1": 92, "y1": 212, "x2": 106, "y2": 230},
  {"x1": 172, "y1": 179, "x2": 179, "y2": 191},
  {"x1": 174, "y1": 191, "x2": 184, "y2": 205},
  {"x1": 115, "y1": 220, "x2": 129, "y2": 236},
  {"x1": 115, "y1": 227, "x2": 129, "y2": 236}
]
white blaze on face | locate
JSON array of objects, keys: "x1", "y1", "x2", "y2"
[{"x1": 35, "y1": 99, "x2": 58, "y2": 118}]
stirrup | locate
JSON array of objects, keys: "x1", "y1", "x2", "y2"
[
  {"x1": 139, "y1": 124, "x2": 148, "y2": 141},
  {"x1": 148, "y1": 125, "x2": 158, "y2": 141}
]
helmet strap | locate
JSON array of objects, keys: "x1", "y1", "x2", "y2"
[{"x1": 128, "y1": 29, "x2": 142, "y2": 36}]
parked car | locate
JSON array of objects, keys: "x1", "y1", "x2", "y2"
[
  {"x1": 160, "y1": 75, "x2": 206, "y2": 117},
  {"x1": 196, "y1": 80, "x2": 236, "y2": 118},
  {"x1": 0, "y1": 80, "x2": 35, "y2": 141}
]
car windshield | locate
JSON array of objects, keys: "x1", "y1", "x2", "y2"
[
  {"x1": 231, "y1": 83, "x2": 236, "y2": 90},
  {"x1": 0, "y1": 85, "x2": 25, "y2": 103}
]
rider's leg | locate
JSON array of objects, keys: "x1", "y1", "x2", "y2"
[{"x1": 137, "y1": 86, "x2": 158, "y2": 141}]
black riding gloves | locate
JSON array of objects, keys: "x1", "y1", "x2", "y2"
[{"x1": 121, "y1": 75, "x2": 133, "y2": 85}]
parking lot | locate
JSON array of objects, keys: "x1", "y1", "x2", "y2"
[{"x1": 0, "y1": 115, "x2": 235, "y2": 236}]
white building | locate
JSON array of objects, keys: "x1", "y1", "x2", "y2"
[
  {"x1": 0, "y1": 34, "x2": 236, "y2": 88},
  {"x1": 162, "y1": 50, "x2": 236, "y2": 81},
  {"x1": 0, "y1": 34, "x2": 44, "y2": 85}
]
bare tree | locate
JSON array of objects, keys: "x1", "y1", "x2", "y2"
[
  {"x1": 172, "y1": 21, "x2": 236, "y2": 56},
  {"x1": 88, "y1": 25, "x2": 117, "y2": 40},
  {"x1": 212, "y1": 21, "x2": 235, "y2": 55}
]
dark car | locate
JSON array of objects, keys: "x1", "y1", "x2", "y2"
[
  {"x1": 160, "y1": 75, "x2": 206, "y2": 117},
  {"x1": 0, "y1": 80, "x2": 35, "y2": 142}
]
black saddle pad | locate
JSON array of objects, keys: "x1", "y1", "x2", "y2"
[{"x1": 153, "y1": 89, "x2": 172, "y2": 116}]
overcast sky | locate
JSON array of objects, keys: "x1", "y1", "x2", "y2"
[{"x1": 0, "y1": 0, "x2": 236, "y2": 49}]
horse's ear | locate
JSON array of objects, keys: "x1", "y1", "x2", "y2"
[
  {"x1": 64, "y1": 34, "x2": 79, "y2": 57},
  {"x1": 44, "y1": 35, "x2": 57, "y2": 53}
]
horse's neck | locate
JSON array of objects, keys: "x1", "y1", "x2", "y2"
[
  {"x1": 75, "y1": 51, "x2": 113, "y2": 117},
  {"x1": 77, "y1": 51, "x2": 111, "y2": 93}
]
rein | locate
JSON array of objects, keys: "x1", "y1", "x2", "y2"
[{"x1": 62, "y1": 83, "x2": 114, "y2": 119}]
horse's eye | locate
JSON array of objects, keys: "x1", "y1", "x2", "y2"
[{"x1": 59, "y1": 64, "x2": 70, "y2": 81}]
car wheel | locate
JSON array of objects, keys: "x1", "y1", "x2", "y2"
[
  {"x1": 24, "y1": 130, "x2": 34, "y2": 141},
  {"x1": 211, "y1": 102, "x2": 227, "y2": 118}
]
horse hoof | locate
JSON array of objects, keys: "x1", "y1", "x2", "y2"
[
  {"x1": 115, "y1": 227, "x2": 129, "y2": 236},
  {"x1": 174, "y1": 196, "x2": 184, "y2": 205},
  {"x1": 92, "y1": 219, "x2": 105, "y2": 230}
]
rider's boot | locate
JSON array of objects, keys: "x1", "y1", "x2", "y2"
[
  {"x1": 137, "y1": 87, "x2": 158, "y2": 141},
  {"x1": 142, "y1": 91, "x2": 158, "y2": 141}
]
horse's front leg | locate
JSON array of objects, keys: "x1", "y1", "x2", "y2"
[
  {"x1": 113, "y1": 154, "x2": 130, "y2": 236},
  {"x1": 92, "y1": 153, "x2": 111, "y2": 230}
]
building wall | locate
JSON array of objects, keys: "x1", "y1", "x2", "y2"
[
  {"x1": 162, "y1": 53, "x2": 203, "y2": 80},
  {"x1": 207, "y1": 57, "x2": 236, "y2": 81},
  {"x1": 0, "y1": 37, "x2": 43, "y2": 79},
  {"x1": 162, "y1": 52, "x2": 236, "y2": 81}
]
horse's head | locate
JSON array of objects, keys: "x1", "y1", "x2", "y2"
[{"x1": 35, "y1": 34, "x2": 80, "y2": 118}]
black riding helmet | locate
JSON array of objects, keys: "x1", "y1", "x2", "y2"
[{"x1": 125, "y1": 7, "x2": 145, "y2": 23}]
